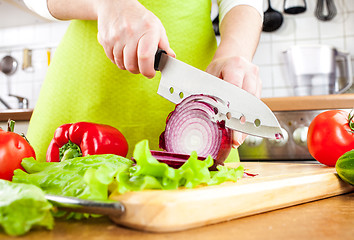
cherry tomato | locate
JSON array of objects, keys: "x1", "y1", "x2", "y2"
[
  {"x1": 307, "y1": 110, "x2": 354, "y2": 167},
  {"x1": 0, "y1": 122, "x2": 36, "y2": 180}
]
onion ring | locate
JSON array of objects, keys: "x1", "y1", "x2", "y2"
[{"x1": 157, "y1": 95, "x2": 232, "y2": 169}]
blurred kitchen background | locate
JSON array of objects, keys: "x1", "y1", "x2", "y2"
[{"x1": 0, "y1": 0, "x2": 353, "y2": 110}]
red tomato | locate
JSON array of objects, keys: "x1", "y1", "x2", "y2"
[
  {"x1": 307, "y1": 110, "x2": 354, "y2": 167},
  {"x1": 0, "y1": 128, "x2": 36, "y2": 180}
]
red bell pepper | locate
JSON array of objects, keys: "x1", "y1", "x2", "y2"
[{"x1": 46, "y1": 122, "x2": 129, "y2": 162}]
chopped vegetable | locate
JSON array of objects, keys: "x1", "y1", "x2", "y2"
[
  {"x1": 0, "y1": 120, "x2": 36, "y2": 180},
  {"x1": 46, "y1": 122, "x2": 129, "y2": 162},
  {"x1": 336, "y1": 150, "x2": 354, "y2": 185},
  {"x1": 0, "y1": 180, "x2": 53, "y2": 236},
  {"x1": 159, "y1": 95, "x2": 232, "y2": 168},
  {"x1": 14, "y1": 140, "x2": 243, "y2": 198},
  {"x1": 307, "y1": 109, "x2": 354, "y2": 166}
]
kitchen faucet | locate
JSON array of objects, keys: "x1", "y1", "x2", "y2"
[{"x1": 0, "y1": 95, "x2": 29, "y2": 109}]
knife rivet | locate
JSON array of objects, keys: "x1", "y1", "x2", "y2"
[
  {"x1": 179, "y1": 92, "x2": 184, "y2": 99},
  {"x1": 169, "y1": 87, "x2": 174, "y2": 94},
  {"x1": 226, "y1": 112, "x2": 232, "y2": 120}
]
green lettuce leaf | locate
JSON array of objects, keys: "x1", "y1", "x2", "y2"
[
  {"x1": 0, "y1": 180, "x2": 54, "y2": 236},
  {"x1": 13, "y1": 154, "x2": 133, "y2": 201},
  {"x1": 114, "y1": 140, "x2": 244, "y2": 193},
  {"x1": 12, "y1": 140, "x2": 244, "y2": 217}
]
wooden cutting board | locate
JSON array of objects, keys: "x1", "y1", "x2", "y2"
[{"x1": 109, "y1": 162, "x2": 354, "y2": 232}]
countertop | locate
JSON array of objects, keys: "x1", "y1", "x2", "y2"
[
  {"x1": 1, "y1": 192, "x2": 353, "y2": 240},
  {"x1": 262, "y1": 93, "x2": 354, "y2": 111},
  {"x1": 2, "y1": 93, "x2": 354, "y2": 122},
  {"x1": 0, "y1": 109, "x2": 33, "y2": 122}
]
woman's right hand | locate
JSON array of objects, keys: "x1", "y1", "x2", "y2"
[{"x1": 96, "y1": 0, "x2": 175, "y2": 78}]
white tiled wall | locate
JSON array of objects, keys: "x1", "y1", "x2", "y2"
[
  {"x1": 0, "y1": 0, "x2": 353, "y2": 111},
  {"x1": 255, "y1": 0, "x2": 354, "y2": 98},
  {"x1": 0, "y1": 21, "x2": 69, "y2": 110}
]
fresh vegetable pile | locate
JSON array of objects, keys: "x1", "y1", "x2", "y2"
[
  {"x1": 0, "y1": 93, "x2": 243, "y2": 236},
  {"x1": 14, "y1": 140, "x2": 244, "y2": 197},
  {"x1": 0, "y1": 139, "x2": 244, "y2": 236}
]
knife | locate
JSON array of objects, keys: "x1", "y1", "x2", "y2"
[
  {"x1": 45, "y1": 194, "x2": 125, "y2": 217},
  {"x1": 154, "y1": 50, "x2": 282, "y2": 139}
]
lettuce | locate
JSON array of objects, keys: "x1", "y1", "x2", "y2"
[
  {"x1": 13, "y1": 140, "x2": 244, "y2": 213},
  {"x1": 13, "y1": 154, "x2": 133, "y2": 201},
  {"x1": 3, "y1": 140, "x2": 244, "y2": 236},
  {"x1": 115, "y1": 140, "x2": 244, "y2": 193},
  {"x1": 0, "y1": 180, "x2": 54, "y2": 236}
]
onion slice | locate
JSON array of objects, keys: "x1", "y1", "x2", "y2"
[{"x1": 157, "y1": 95, "x2": 232, "y2": 169}]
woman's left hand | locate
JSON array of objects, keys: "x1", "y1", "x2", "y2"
[{"x1": 206, "y1": 56, "x2": 262, "y2": 147}]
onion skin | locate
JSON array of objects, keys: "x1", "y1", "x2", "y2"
[{"x1": 159, "y1": 95, "x2": 232, "y2": 169}]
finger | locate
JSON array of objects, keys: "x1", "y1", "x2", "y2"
[
  {"x1": 232, "y1": 131, "x2": 245, "y2": 148},
  {"x1": 112, "y1": 42, "x2": 126, "y2": 70},
  {"x1": 221, "y1": 67, "x2": 245, "y2": 89},
  {"x1": 123, "y1": 41, "x2": 140, "y2": 74},
  {"x1": 97, "y1": 32, "x2": 115, "y2": 64},
  {"x1": 256, "y1": 77, "x2": 262, "y2": 98},
  {"x1": 205, "y1": 62, "x2": 222, "y2": 78},
  {"x1": 158, "y1": 28, "x2": 176, "y2": 58},
  {"x1": 137, "y1": 31, "x2": 160, "y2": 78},
  {"x1": 241, "y1": 74, "x2": 259, "y2": 96}
]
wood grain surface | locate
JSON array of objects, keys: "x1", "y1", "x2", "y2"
[
  {"x1": 107, "y1": 162, "x2": 354, "y2": 232},
  {"x1": 0, "y1": 109, "x2": 33, "y2": 121},
  {"x1": 0, "y1": 162, "x2": 353, "y2": 239},
  {"x1": 262, "y1": 94, "x2": 354, "y2": 111}
]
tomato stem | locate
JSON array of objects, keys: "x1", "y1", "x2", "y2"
[
  {"x1": 348, "y1": 109, "x2": 354, "y2": 133},
  {"x1": 7, "y1": 119, "x2": 15, "y2": 132}
]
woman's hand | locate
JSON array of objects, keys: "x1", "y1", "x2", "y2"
[
  {"x1": 207, "y1": 4, "x2": 263, "y2": 148},
  {"x1": 206, "y1": 56, "x2": 262, "y2": 148},
  {"x1": 96, "y1": 0, "x2": 175, "y2": 78}
]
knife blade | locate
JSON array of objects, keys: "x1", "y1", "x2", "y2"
[{"x1": 154, "y1": 50, "x2": 282, "y2": 139}]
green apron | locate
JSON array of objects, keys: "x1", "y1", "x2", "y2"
[{"x1": 27, "y1": 0, "x2": 236, "y2": 161}]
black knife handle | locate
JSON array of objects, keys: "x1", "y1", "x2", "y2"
[{"x1": 154, "y1": 49, "x2": 167, "y2": 71}]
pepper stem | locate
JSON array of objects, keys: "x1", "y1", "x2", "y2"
[
  {"x1": 59, "y1": 141, "x2": 82, "y2": 161},
  {"x1": 7, "y1": 119, "x2": 15, "y2": 132}
]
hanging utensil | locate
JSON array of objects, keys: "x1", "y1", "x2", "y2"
[
  {"x1": 0, "y1": 55, "x2": 18, "y2": 76},
  {"x1": 22, "y1": 48, "x2": 34, "y2": 72},
  {"x1": 47, "y1": 48, "x2": 52, "y2": 66},
  {"x1": 315, "y1": 0, "x2": 337, "y2": 21},
  {"x1": 263, "y1": 0, "x2": 284, "y2": 32},
  {"x1": 284, "y1": 0, "x2": 307, "y2": 14},
  {"x1": 212, "y1": 14, "x2": 220, "y2": 36}
]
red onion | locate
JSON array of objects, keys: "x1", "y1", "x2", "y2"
[{"x1": 157, "y1": 95, "x2": 232, "y2": 168}]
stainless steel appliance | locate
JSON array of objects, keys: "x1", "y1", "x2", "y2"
[{"x1": 238, "y1": 95, "x2": 354, "y2": 160}]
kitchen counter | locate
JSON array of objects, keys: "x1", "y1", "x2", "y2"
[
  {"x1": 1, "y1": 192, "x2": 353, "y2": 240},
  {"x1": 1, "y1": 93, "x2": 353, "y2": 121},
  {"x1": 0, "y1": 109, "x2": 33, "y2": 121},
  {"x1": 262, "y1": 93, "x2": 354, "y2": 111}
]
